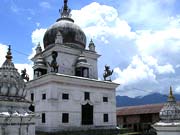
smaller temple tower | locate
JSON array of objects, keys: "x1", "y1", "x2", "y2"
[
  {"x1": 153, "y1": 86, "x2": 180, "y2": 135},
  {"x1": 0, "y1": 46, "x2": 35, "y2": 135}
]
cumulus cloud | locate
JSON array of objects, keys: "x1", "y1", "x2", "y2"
[
  {"x1": 31, "y1": 28, "x2": 46, "y2": 46},
  {"x1": 114, "y1": 55, "x2": 156, "y2": 86},
  {"x1": 72, "y1": 2, "x2": 136, "y2": 43},
  {"x1": 114, "y1": 55, "x2": 175, "y2": 85},
  {"x1": 136, "y1": 28, "x2": 180, "y2": 57},
  {"x1": 141, "y1": 55, "x2": 175, "y2": 75},
  {"x1": 119, "y1": 0, "x2": 175, "y2": 30},
  {"x1": 175, "y1": 86, "x2": 180, "y2": 93},
  {"x1": 30, "y1": 28, "x2": 46, "y2": 59}
]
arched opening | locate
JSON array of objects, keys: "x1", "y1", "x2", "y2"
[
  {"x1": 34, "y1": 68, "x2": 47, "y2": 77},
  {"x1": 75, "y1": 67, "x2": 89, "y2": 78},
  {"x1": 81, "y1": 103, "x2": 93, "y2": 125}
]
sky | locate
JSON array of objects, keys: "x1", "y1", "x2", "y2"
[{"x1": 1, "y1": 0, "x2": 180, "y2": 97}]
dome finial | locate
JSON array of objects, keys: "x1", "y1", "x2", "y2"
[
  {"x1": 6, "y1": 45, "x2": 12, "y2": 61},
  {"x1": 64, "y1": 0, "x2": 68, "y2": 11},
  {"x1": 60, "y1": 0, "x2": 71, "y2": 18}
]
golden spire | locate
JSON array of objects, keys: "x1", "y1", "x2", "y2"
[
  {"x1": 168, "y1": 86, "x2": 175, "y2": 102},
  {"x1": 6, "y1": 45, "x2": 12, "y2": 62}
]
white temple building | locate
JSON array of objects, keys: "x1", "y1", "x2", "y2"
[
  {"x1": 26, "y1": 0, "x2": 119, "y2": 133},
  {"x1": 0, "y1": 46, "x2": 35, "y2": 135},
  {"x1": 153, "y1": 86, "x2": 180, "y2": 135}
]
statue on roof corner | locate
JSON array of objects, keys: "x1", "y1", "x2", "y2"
[
  {"x1": 21, "y1": 68, "x2": 29, "y2": 81},
  {"x1": 103, "y1": 65, "x2": 113, "y2": 81},
  {"x1": 48, "y1": 51, "x2": 59, "y2": 73}
]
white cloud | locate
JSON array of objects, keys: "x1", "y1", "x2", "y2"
[
  {"x1": 136, "y1": 28, "x2": 180, "y2": 56},
  {"x1": 119, "y1": 0, "x2": 175, "y2": 29},
  {"x1": 114, "y1": 54, "x2": 175, "y2": 96},
  {"x1": 31, "y1": 28, "x2": 46, "y2": 46},
  {"x1": 114, "y1": 55, "x2": 157, "y2": 86},
  {"x1": 39, "y1": 2, "x2": 51, "y2": 9},
  {"x1": 175, "y1": 86, "x2": 180, "y2": 93},
  {"x1": 113, "y1": 13, "x2": 180, "y2": 97},
  {"x1": 156, "y1": 64, "x2": 175, "y2": 74},
  {"x1": 72, "y1": 2, "x2": 136, "y2": 43},
  {"x1": 30, "y1": 28, "x2": 46, "y2": 59},
  {"x1": 169, "y1": 15, "x2": 180, "y2": 28},
  {"x1": 141, "y1": 55, "x2": 175, "y2": 74}
]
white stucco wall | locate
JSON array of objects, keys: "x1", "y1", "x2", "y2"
[{"x1": 26, "y1": 73, "x2": 118, "y2": 132}]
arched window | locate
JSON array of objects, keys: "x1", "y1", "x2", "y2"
[{"x1": 75, "y1": 67, "x2": 89, "y2": 78}]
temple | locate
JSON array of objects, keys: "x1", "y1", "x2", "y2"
[
  {"x1": 153, "y1": 86, "x2": 180, "y2": 135},
  {"x1": 0, "y1": 46, "x2": 35, "y2": 135},
  {"x1": 26, "y1": 0, "x2": 119, "y2": 133}
]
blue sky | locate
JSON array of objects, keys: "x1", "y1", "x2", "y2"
[{"x1": 1, "y1": 0, "x2": 180, "y2": 97}]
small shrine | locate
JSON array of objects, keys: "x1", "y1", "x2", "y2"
[
  {"x1": 153, "y1": 86, "x2": 180, "y2": 135},
  {"x1": 0, "y1": 46, "x2": 35, "y2": 135}
]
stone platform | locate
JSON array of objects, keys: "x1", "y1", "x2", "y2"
[{"x1": 36, "y1": 128, "x2": 119, "y2": 135}]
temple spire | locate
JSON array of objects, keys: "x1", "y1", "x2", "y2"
[
  {"x1": 64, "y1": 0, "x2": 68, "y2": 11},
  {"x1": 6, "y1": 45, "x2": 12, "y2": 62},
  {"x1": 168, "y1": 86, "x2": 175, "y2": 102},
  {"x1": 60, "y1": 0, "x2": 71, "y2": 18},
  {"x1": 1, "y1": 45, "x2": 15, "y2": 68},
  {"x1": 57, "y1": 0, "x2": 74, "y2": 22}
]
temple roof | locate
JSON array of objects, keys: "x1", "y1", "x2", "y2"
[{"x1": 117, "y1": 103, "x2": 164, "y2": 116}]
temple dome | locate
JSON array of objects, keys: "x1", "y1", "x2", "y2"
[
  {"x1": 43, "y1": 19, "x2": 86, "y2": 50},
  {"x1": 0, "y1": 46, "x2": 26, "y2": 99},
  {"x1": 43, "y1": 1, "x2": 86, "y2": 50}
]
